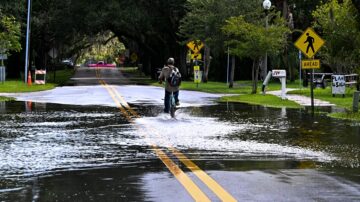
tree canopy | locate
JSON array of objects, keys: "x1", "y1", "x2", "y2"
[
  {"x1": 2, "y1": 0, "x2": 360, "y2": 81},
  {"x1": 312, "y1": 0, "x2": 360, "y2": 73},
  {"x1": 223, "y1": 12, "x2": 290, "y2": 93},
  {"x1": 0, "y1": 12, "x2": 21, "y2": 54}
]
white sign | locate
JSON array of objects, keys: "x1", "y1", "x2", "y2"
[
  {"x1": 272, "y1": 70, "x2": 286, "y2": 78},
  {"x1": 194, "y1": 65, "x2": 202, "y2": 83},
  {"x1": 332, "y1": 75, "x2": 345, "y2": 95}
]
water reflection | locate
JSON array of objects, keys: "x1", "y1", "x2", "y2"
[{"x1": 0, "y1": 101, "x2": 5, "y2": 113}]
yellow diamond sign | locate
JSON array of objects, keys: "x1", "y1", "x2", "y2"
[
  {"x1": 295, "y1": 27, "x2": 325, "y2": 59},
  {"x1": 187, "y1": 40, "x2": 204, "y2": 53}
]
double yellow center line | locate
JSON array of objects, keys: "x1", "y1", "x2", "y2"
[{"x1": 96, "y1": 68, "x2": 236, "y2": 202}]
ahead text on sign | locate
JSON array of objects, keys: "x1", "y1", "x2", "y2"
[{"x1": 302, "y1": 59, "x2": 320, "y2": 69}]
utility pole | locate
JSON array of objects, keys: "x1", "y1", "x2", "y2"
[{"x1": 24, "y1": 0, "x2": 32, "y2": 83}]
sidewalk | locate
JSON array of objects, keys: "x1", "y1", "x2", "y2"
[{"x1": 268, "y1": 88, "x2": 335, "y2": 107}]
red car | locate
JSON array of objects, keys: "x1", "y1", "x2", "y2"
[{"x1": 88, "y1": 61, "x2": 116, "y2": 68}]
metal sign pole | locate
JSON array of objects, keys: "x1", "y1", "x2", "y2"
[
  {"x1": 24, "y1": 0, "x2": 32, "y2": 83},
  {"x1": 227, "y1": 46, "x2": 229, "y2": 85},
  {"x1": 299, "y1": 51, "x2": 302, "y2": 89},
  {"x1": 311, "y1": 68, "x2": 315, "y2": 114}
]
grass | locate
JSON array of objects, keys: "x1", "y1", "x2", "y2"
[
  {"x1": 0, "y1": 96, "x2": 15, "y2": 101},
  {"x1": 0, "y1": 69, "x2": 74, "y2": 94},
  {"x1": 288, "y1": 86, "x2": 356, "y2": 109},
  {"x1": 0, "y1": 80, "x2": 56, "y2": 93},
  {"x1": 46, "y1": 69, "x2": 75, "y2": 86},
  {"x1": 149, "y1": 80, "x2": 300, "y2": 94},
  {"x1": 122, "y1": 68, "x2": 304, "y2": 109},
  {"x1": 220, "y1": 94, "x2": 302, "y2": 108},
  {"x1": 329, "y1": 112, "x2": 360, "y2": 121},
  {"x1": 143, "y1": 77, "x2": 302, "y2": 108}
]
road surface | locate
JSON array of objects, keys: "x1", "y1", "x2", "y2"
[{"x1": 0, "y1": 67, "x2": 359, "y2": 201}]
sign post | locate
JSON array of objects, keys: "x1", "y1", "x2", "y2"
[
  {"x1": 295, "y1": 27, "x2": 325, "y2": 114},
  {"x1": 0, "y1": 54, "x2": 7, "y2": 83},
  {"x1": 187, "y1": 40, "x2": 204, "y2": 85},
  {"x1": 194, "y1": 65, "x2": 202, "y2": 88}
]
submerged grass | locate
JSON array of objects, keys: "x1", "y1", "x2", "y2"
[
  {"x1": 288, "y1": 87, "x2": 356, "y2": 109},
  {"x1": 329, "y1": 112, "x2": 360, "y2": 121},
  {"x1": 0, "y1": 96, "x2": 15, "y2": 101},
  {"x1": 220, "y1": 94, "x2": 302, "y2": 109}
]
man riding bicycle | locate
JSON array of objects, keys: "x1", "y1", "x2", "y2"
[{"x1": 158, "y1": 57, "x2": 180, "y2": 113}]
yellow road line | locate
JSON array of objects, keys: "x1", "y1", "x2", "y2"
[
  {"x1": 97, "y1": 70, "x2": 236, "y2": 201},
  {"x1": 108, "y1": 85, "x2": 140, "y2": 118},
  {"x1": 170, "y1": 147, "x2": 237, "y2": 202},
  {"x1": 153, "y1": 147, "x2": 211, "y2": 202},
  {"x1": 96, "y1": 73, "x2": 211, "y2": 201},
  {"x1": 143, "y1": 124, "x2": 237, "y2": 202},
  {"x1": 98, "y1": 80, "x2": 132, "y2": 122}
]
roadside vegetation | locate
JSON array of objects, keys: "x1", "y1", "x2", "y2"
[
  {"x1": 288, "y1": 87, "x2": 356, "y2": 109},
  {"x1": 0, "y1": 69, "x2": 74, "y2": 101}
]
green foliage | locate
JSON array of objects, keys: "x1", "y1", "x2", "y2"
[
  {"x1": 77, "y1": 32, "x2": 125, "y2": 64},
  {"x1": 222, "y1": 13, "x2": 290, "y2": 60},
  {"x1": 0, "y1": 12, "x2": 21, "y2": 54},
  {"x1": 312, "y1": 0, "x2": 360, "y2": 73},
  {"x1": 222, "y1": 12, "x2": 290, "y2": 93},
  {"x1": 179, "y1": 0, "x2": 260, "y2": 56}
]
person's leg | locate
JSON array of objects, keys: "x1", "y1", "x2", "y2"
[
  {"x1": 174, "y1": 90, "x2": 179, "y2": 105},
  {"x1": 164, "y1": 90, "x2": 170, "y2": 113}
]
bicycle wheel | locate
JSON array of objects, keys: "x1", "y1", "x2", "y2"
[{"x1": 169, "y1": 93, "x2": 176, "y2": 118}]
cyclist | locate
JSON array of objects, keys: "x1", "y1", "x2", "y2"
[{"x1": 158, "y1": 57, "x2": 180, "y2": 113}]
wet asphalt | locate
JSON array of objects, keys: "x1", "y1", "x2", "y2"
[{"x1": 0, "y1": 67, "x2": 360, "y2": 201}]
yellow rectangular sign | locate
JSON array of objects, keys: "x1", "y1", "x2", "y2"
[
  {"x1": 191, "y1": 53, "x2": 202, "y2": 60},
  {"x1": 193, "y1": 66, "x2": 201, "y2": 83},
  {"x1": 302, "y1": 59, "x2": 320, "y2": 69}
]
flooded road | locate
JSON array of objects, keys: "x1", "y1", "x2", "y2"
[
  {"x1": 0, "y1": 68, "x2": 360, "y2": 201},
  {"x1": 0, "y1": 101, "x2": 360, "y2": 201}
]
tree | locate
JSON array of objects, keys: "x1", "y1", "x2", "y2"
[
  {"x1": 223, "y1": 13, "x2": 290, "y2": 94},
  {"x1": 77, "y1": 32, "x2": 125, "y2": 64},
  {"x1": 179, "y1": 0, "x2": 260, "y2": 82},
  {"x1": 0, "y1": 12, "x2": 21, "y2": 55},
  {"x1": 312, "y1": 0, "x2": 360, "y2": 73}
]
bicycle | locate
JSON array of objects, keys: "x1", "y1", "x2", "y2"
[{"x1": 169, "y1": 91, "x2": 176, "y2": 118}]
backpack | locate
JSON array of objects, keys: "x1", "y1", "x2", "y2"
[{"x1": 167, "y1": 67, "x2": 182, "y2": 87}]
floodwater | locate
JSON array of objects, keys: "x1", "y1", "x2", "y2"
[{"x1": 0, "y1": 100, "x2": 360, "y2": 201}]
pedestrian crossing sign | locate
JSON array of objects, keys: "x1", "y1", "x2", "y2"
[
  {"x1": 295, "y1": 27, "x2": 325, "y2": 59},
  {"x1": 187, "y1": 40, "x2": 204, "y2": 54}
]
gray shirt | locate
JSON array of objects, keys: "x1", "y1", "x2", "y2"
[{"x1": 158, "y1": 65, "x2": 180, "y2": 92}]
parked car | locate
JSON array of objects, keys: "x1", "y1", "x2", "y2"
[
  {"x1": 61, "y1": 59, "x2": 74, "y2": 68},
  {"x1": 88, "y1": 61, "x2": 116, "y2": 68}
]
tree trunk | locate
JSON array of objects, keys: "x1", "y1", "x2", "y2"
[
  {"x1": 203, "y1": 45, "x2": 211, "y2": 82},
  {"x1": 229, "y1": 56, "x2": 235, "y2": 88},
  {"x1": 251, "y1": 58, "x2": 260, "y2": 94},
  {"x1": 179, "y1": 47, "x2": 188, "y2": 78}
]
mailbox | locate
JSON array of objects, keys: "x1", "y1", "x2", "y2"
[{"x1": 272, "y1": 70, "x2": 286, "y2": 78}]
